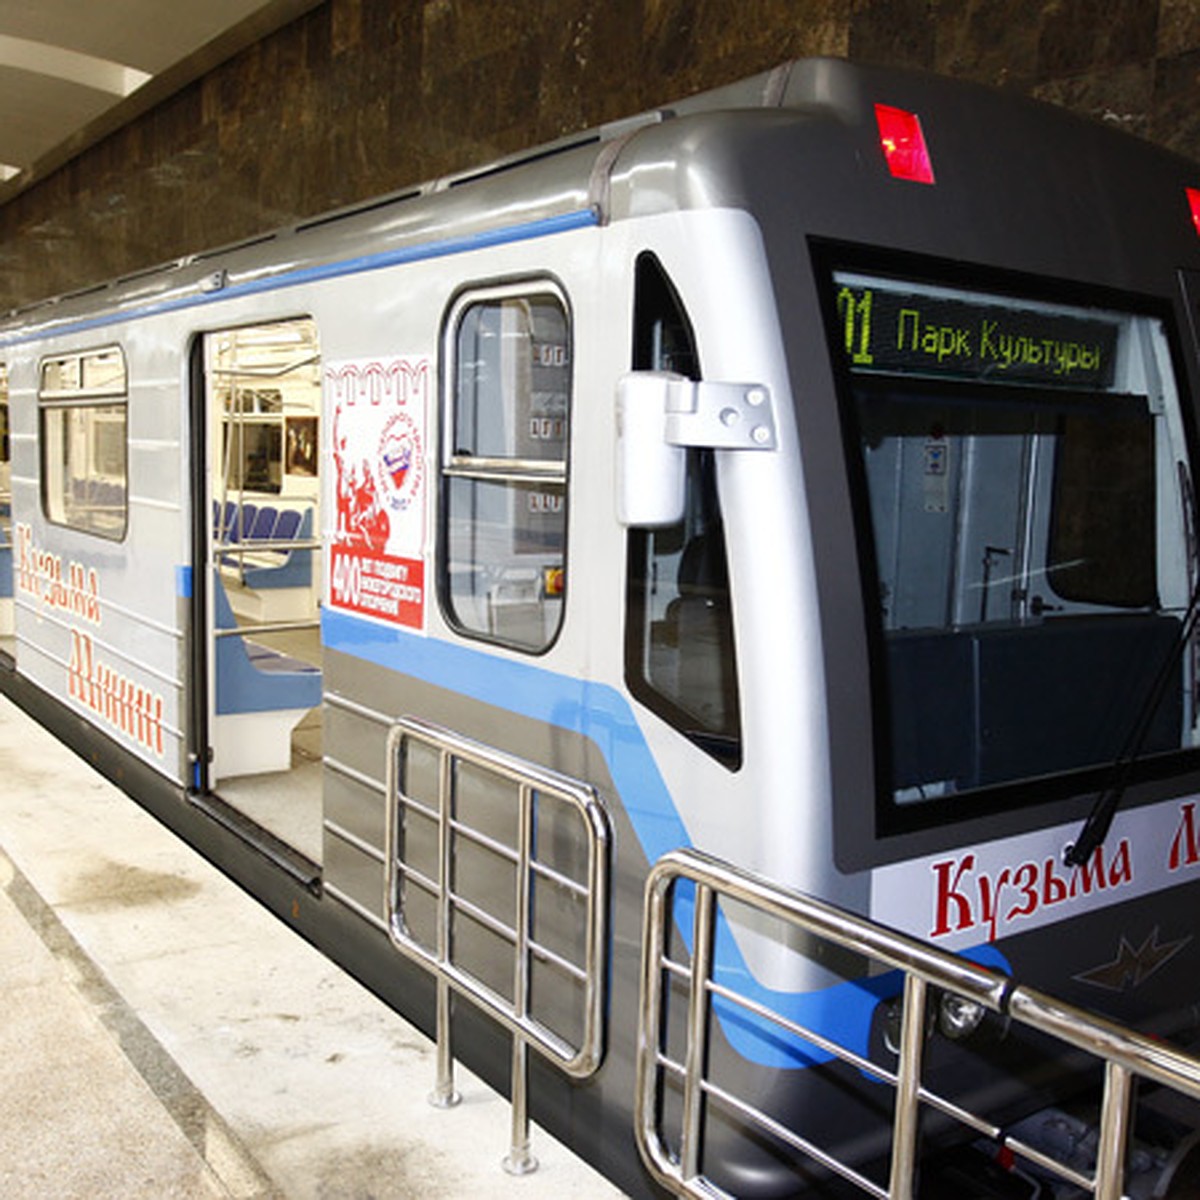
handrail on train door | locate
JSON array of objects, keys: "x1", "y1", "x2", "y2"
[
  {"x1": 636, "y1": 847, "x2": 1200, "y2": 1200},
  {"x1": 384, "y1": 716, "x2": 610, "y2": 1174}
]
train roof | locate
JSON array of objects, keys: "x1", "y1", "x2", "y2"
[{"x1": 2, "y1": 57, "x2": 1196, "y2": 342}]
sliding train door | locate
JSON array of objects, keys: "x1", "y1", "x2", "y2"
[{"x1": 193, "y1": 319, "x2": 325, "y2": 862}]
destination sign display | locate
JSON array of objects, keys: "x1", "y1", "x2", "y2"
[{"x1": 834, "y1": 279, "x2": 1119, "y2": 389}]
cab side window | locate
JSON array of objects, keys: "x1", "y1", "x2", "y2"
[
  {"x1": 625, "y1": 254, "x2": 742, "y2": 768},
  {"x1": 442, "y1": 285, "x2": 570, "y2": 651}
]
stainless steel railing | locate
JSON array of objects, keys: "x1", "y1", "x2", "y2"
[
  {"x1": 636, "y1": 847, "x2": 1200, "y2": 1200},
  {"x1": 385, "y1": 716, "x2": 609, "y2": 1173}
]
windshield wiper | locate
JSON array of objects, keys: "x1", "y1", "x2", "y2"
[{"x1": 1065, "y1": 579, "x2": 1200, "y2": 868}]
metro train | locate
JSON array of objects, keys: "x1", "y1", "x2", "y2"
[{"x1": 3, "y1": 57, "x2": 1200, "y2": 1197}]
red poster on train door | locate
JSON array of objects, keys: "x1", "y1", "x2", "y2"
[{"x1": 326, "y1": 355, "x2": 430, "y2": 630}]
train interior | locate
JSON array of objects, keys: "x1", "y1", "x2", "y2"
[{"x1": 205, "y1": 319, "x2": 323, "y2": 863}]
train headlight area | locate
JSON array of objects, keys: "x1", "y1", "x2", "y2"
[
  {"x1": 880, "y1": 989, "x2": 988, "y2": 1052},
  {"x1": 937, "y1": 991, "x2": 987, "y2": 1041}
]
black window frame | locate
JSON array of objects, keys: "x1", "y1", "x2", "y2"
[{"x1": 817, "y1": 246, "x2": 1200, "y2": 838}]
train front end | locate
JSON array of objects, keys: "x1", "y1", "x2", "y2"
[{"x1": 616, "y1": 59, "x2": 1200, "y2": 1196}]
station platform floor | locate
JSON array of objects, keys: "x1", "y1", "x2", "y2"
[{"x1": 0, "y1": 694, "x2": 625, "y2": 1199}]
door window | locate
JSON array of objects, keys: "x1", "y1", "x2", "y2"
[{"x1": 442, "y1": 284, "x2": 570, "y2": 652}]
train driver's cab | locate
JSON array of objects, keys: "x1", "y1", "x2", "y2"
[{"x1": 829, "y1": 268, "x2": 1197, "y2": 825}]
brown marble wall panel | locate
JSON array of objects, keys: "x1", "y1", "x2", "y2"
[
  {"x1": 1153, "y1": 48, "x2": 1200, "y2": 158},
  {"x1": 1035, "y1": 61, "x2": 1156, "y2": 144},
  {"x1": 1161, "y1": 0, "x2": 1200, "y2": 57},
  {"x1": 2, "y1": 0, "x2": 1200, "y2": 312},
  {"x1": 932, "y1": 0, "x2": 1043, "y2": 89},
  {"x1": 848, "y1": 0, "x2": 936, "y2": 70},
  {"x1": 1037, "y1": 0, "x2": 1159, "y2": 78}
]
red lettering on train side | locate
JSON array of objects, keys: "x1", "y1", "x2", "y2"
[
  {"x1": 1041, "y1": 856, "x2": 1070, "y2": 905},
  {"x1": 1169, "y1": 802, "x2": 1200, "y2": 870},
  {"x1": 13, "y1": 526, "x2": 102, "y2": 625},
  {"x1": 930, "y1": 840, "x2": 1135, "y2": 941},
  {"x1": 66, "y1": 629, "x2": 164, "y2": 759},
  {"x1": 930, "y1": 855, "x2": 975, "y2": 936}
]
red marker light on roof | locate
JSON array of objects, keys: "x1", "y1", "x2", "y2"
[
  {"x1": 1187, "y1": 188, "x2": 1200, "y2": 236},
  {"x1": 875, "y1": 103, "x2": 935, "y2": 185}
]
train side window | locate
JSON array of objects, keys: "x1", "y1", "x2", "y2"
[
  {"x1": 625, "y1": 254, "x2": 742, "y2": 769},
  {"x1": 39, "y1": 346, "x2": 128, "y2": 541},
  {"x1": 442, "y1": 285, "x2": 570, "y2": 652}
]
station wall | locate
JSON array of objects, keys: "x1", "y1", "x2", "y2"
[{"x1": 1, "y1": 0, "x2": 1200, "y2": 312}]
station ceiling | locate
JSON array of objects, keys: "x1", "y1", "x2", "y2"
[{"x1": 0, "y1": 0, "x2": 322, "y2": 198}]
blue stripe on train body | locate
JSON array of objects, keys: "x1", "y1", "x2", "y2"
[{"x1": 324, "y1": 608, "x2": 1012, "y2": 1069}]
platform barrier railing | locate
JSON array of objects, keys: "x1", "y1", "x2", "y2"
[
  {"x1": 635, "y1": 847, "x2": 1200, "y2": 1200},
  {"x1": 384, "y1": 716, "x2": 609, "y2": 1174}
]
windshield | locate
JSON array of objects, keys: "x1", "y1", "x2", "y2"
[{"x1": 831, "y1": 270, "x2": 1197, "y2": 821}]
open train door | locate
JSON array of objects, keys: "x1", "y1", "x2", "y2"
[{"x1": 189, "y1": 319, "x2": 325, "y2": 863}]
